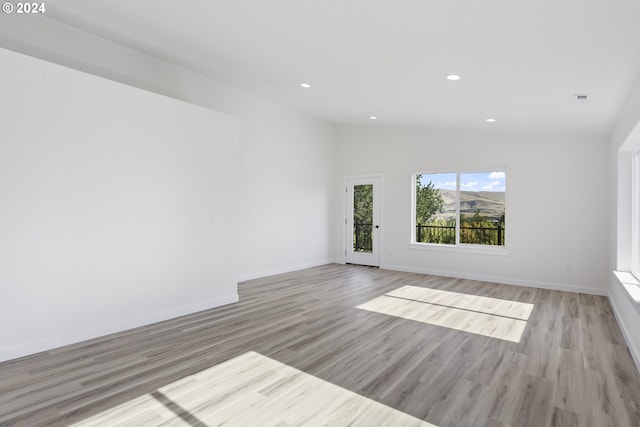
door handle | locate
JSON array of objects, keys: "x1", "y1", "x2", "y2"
[{"x1": 375, "y1": 225, "x2": 380, "y2": 229}]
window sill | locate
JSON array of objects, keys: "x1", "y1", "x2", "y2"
[
  {"x1": 614, "y1": 271, "x2": 640, "y2": 306},
  {"x1": 409, "y1": 243, "x2": 510, "y2": 256}
]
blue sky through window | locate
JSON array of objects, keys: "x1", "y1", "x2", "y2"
[{"x1": 420, "y1": 171, "x2": 505, "y2": 192}]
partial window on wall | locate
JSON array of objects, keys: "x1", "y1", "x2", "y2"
[
  {"x1": 414, "y1": 171, "x2": 506, "y2": 247},
  {"x1": 633, "y1": 148, "x2": 640, "y2": 279}
]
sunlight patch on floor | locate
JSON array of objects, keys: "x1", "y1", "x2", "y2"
[
  {"x1": 356, "y1": 285, "x2": 534, "y2": 342},
  {"x1": 71, "y1": 351, "x2": 437, "y2": 426}
]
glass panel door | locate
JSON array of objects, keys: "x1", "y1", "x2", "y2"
[
  {"x1": 346, "y1": 177, "x2": 380, "y2": 267},
  {"x1": 353, "y1": 184, "x2": 373, "y2": 253}
]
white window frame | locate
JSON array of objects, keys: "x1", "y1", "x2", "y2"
[
  {"x1": 614, "y1": 121, "x2": 640, "y2": 308},
  {"x1": 632, "y1": 147, "x2": 640, "y2": 280},
  {"x1": 410, "y1": 169, "x2": 509, "y2": 255}
]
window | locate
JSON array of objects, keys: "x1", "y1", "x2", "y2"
[
  {"x1": 632, "y1": 148, "x2": 640, "y2": 279},
  {"x1": 614, "y1": 129, "x2": 640, "y2": 304},
  {"x1": 414, "y1": 170, "x2": 506, "y2": 247}
]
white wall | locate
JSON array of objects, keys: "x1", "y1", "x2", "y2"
[
  {"x1": 609, "y1": 70, "x2": 640, "y2": 369},
  {"x1": 0, "y1": 17, "x2": 334, "y2": 361},
  {"x1": 0, "y1": 48, "x2": 239, "y2": 362},
  {"x1": 335, "y1": 125, "x2": 610, "y2": 294},
  {"x1": 0, "y1": 16, "x2": 335, "y2": 282}
]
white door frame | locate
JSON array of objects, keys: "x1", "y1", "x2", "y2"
[{"x1": 343, "y1": 174, "x2": 383, "y2": 267}]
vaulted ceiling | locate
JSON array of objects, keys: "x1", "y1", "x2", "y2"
[{"x1": 44, "y1": 0, "x2": 640, "y2": 134}]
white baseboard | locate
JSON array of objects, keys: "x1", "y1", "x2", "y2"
[
  {"x1": 381, "y1": 263, "x2": 608, "y2": 296},
  {"x1": 237, "y1": 259, "x2": 332, "y2": 282},
  {"x1": 608, "y1": 290, "x2": 640, "y2": 373},
  {"x1": 0, "y1": 293, "x2": 238, "y2": 364}
]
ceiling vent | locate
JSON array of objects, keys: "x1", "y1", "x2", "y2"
[{"x1": 575, "y1": 94, "x2": 588, "y2": 102}]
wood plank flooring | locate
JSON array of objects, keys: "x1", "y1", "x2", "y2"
[{"x1": 1, "y1": 264, "x2": 639, "y2": 426}]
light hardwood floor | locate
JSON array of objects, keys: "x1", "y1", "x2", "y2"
[{"x1": 1, "y1": 264, "x2": 639, "y2": 426}]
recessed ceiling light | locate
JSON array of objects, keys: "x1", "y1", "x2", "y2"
[
  {"x1": 485, "y1": 118, "x2": 496, "y2": 123},
  {"x1": 300, "y1": 83, "x2": 311, "y2": 88},
  {"x1": 446, "y1": 74, "x2": 461, "y2": 81},
  {"x1": 369, "y1": 116, "x2": 377, "y2": 120}
]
